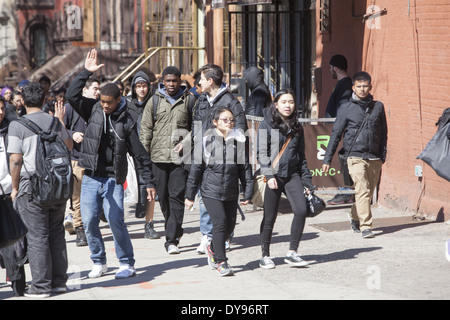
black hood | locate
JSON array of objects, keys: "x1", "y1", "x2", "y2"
[
  {"x1": 349, "y1": 93, "x2": 374, "y2": 110},
  {"x1": 131, "y1": 71, "x2": 151, "y2": 103},
  {"x1": 244, "y1": 67, "x2": 265, "y2": 91}
]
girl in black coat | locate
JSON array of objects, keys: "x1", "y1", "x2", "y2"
[
  {"x1": 185, "y1": 107, "x2": 253, "y2": 276},
  {"x1": 257, "y1": 88, "x2": 314, "y2": 269}
]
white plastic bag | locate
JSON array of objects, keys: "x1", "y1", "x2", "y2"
[{"x1": 124, "y1": 153, "x2": 139, "y2": 203}]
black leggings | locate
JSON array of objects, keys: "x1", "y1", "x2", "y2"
[
  {"x1": 260, "y1": 173, "x2": 308, "y2": 257},
  {"x1": 202, "y1": 197, "x2": 238, "y2": 263}
]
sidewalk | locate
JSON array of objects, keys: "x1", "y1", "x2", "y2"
[{"x1": 1, "y1": 195, "x2": 449, "y2": 301}]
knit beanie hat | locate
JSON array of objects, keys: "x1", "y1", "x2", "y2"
[
  {"x1": 329, "y1": 54, "x2": 348, "y2": 71},
  {"x1": 133, "y1": 77, "x2": 149, "y2": 85}
]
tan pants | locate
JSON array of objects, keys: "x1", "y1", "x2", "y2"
[
  {"x1": 70, "y1": 160, "x2": 85, "y2": 228},
  {"x1": 347, "y1": 158, "x2": 382, "y2": 231}
]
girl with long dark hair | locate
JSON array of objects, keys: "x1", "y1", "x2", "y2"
[{"x1": 257, "y1": 88, "x2": 314, "y2": 269}]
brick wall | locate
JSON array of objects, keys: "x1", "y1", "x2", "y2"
[{"x1": 316, "y1": 0, "x2": 450, "y2": 220}]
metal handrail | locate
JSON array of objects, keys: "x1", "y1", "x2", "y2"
[{"x1": 113, "y1": 46, "x2": 205, "y2": 84}]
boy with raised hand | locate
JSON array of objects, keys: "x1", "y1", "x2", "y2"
[{"x1": 66, "y1": 49, "x2": 156, "y2": 279}]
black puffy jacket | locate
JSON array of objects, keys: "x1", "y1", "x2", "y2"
[
  {"x1": 323, "y1": 94, "x2": 388, "y2": 164},
  {"x1": 66, "y1": 69, "x2": 155, "y2": 188},
  {"x1": 185, "y1": 129, "x2": 253, "y2": 202},
  {"x1": 257, "y1": 108, "x2": 314, "y2": 189}
]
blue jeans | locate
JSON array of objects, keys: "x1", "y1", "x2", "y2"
[
  {"x1": 81, "y1": 176, "x2": 135, "y2": 266},
  {"x1": 198, "y1": 191, "x2": 213, "y2": 238}
]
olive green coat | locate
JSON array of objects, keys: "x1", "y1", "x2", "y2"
[{"x1": 140, "y1": 90, "x2": 194, "y2": 163}]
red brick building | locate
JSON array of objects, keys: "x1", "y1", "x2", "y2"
[{"x1": 315, "y1": 0, "x2": 450, "y2": 220}]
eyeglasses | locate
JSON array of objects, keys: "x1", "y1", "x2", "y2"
[{"x1": 219, "y1": 118, "x2": 235, "y2": 124}]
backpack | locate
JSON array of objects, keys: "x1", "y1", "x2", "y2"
[{"x1": 16, "y1": 117, "x2": 73, "y2": 206}]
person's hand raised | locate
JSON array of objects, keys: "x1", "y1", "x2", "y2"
[{"x1": 85, "y1": 49, "x2": 105, "y2": 73}]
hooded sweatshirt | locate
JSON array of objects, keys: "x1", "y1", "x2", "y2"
[
  {"x1": 128, "y1": 71, "x2": 152, "y2": 126},
  {"x1": 243, "y1": 67, "x2": 272, "y2": 117}
]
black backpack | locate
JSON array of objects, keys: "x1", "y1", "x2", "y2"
[{"x1": 16, "y1": 117, "x2": 73, "y2": 206}]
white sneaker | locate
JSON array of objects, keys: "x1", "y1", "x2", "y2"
[
  {"x1": 88, "y1": 263, "x2": 107, "y2": 278},
  {"x1": 259, "y1": 256, "x2": 275, "y2": 269},
  {"x1": 167, "y1": 244, "x2": 180, "y2": 254},
  {"x1": 284, "y1": 251, "x2": 309, "y2": 267},
  {"x1": 64, "y1": 215, "x2": 75, "y2": 235},
  {"x1": 446, "y1": 239, "x2": 450, "y2": 262},
  {"x1": 225, "y1": 240, "x2": 231, "y2": 251},
  {"x1": 24, "y1": 291, "x2": 51, "y2": 299},
  {"x1": 115, "y1": 264, "x2": 136, "y2": 279},
  {"x1": 196, "y1": 235, "x2": 210, "y2": 254}
]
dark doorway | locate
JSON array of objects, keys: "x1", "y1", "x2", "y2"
[{"x1": 228, "y1": 3, "x2": 313, "y2": 117}]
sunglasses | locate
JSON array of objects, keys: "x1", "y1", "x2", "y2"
[{"x1": 219, "y1": 118, "x2": 235, "y2": 124}]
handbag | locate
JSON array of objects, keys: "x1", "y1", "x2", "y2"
[
  {"x1": 0, "y1": 187, "x2": 28, "y2": 249},
  {"x1": 304, "y1": 188, "x2": 326, "y2": 218},
  {"x1": 417, "y1": 122, "x2": 450, "y2": 182},
  {"x1": 338, "y1": 106, "x2": 372, "y2": 186},
  {"x1": 252, "y1": 134, "x2": 292, "y2": 207}
]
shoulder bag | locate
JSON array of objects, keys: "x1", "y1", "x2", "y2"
[
  {"x1": 252, "y1": 134, "x2": 292, "y2": 207},
  {"x1": 0, "y1": 186, "x2": 28, "y2": 249},
  {"x1": 338, "y1": 104, "x2": 373, "y2": 186}
]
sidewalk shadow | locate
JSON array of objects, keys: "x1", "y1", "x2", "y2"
[
  {"x1": 75, "y1": 257, "x2": 207, "y2": 290},
  {"x1": 231, "y1": 231, "x2": 320, "y2": 252},
  {"x1": 302, "y1": 247, "x2": 382, "y2": 265},
  {"x1": 238, "y1": 246, "x2": 382, "y2": 271},
  {"x1": 373, "y1": 220, "x2": 435, "y2": 236}
]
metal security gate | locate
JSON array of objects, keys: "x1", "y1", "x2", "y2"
[{"x1": 228, "y1": 8, "x2": 305, "y2": 115}]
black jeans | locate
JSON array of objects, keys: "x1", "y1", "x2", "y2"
[
  {"x1": 202, "y1": 197, "x2": 238, "y2": 263},
  {"x1": 15, "y1": 193, "x2": 68, "y2": 294},
  {"x1": 260, "y1": 173, "x2": 308, "y2": 257},
  {"x1": 152, "y1": 162, "x2": 187, "y2": 249}
]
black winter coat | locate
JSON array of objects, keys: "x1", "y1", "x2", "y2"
[
  {"x1": 185, "y1": 129, "x2": 253, "y2": 202},
  {"x1": 192, "y1": 87, "x2": 247, "y2": 136},
  {"x1": 257, "y1": 109, "x2": 314, "y2": 189},
  {"x1": 323, "y1": 94, "x2": 388, "y2": 164},
  {"x1": 66, "y1": 68, "x2": 155, "y2": 188}
]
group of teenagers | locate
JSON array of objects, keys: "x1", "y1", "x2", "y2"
[{"x1": 0, "y1": 49, "x2": 387, "y2": 298}]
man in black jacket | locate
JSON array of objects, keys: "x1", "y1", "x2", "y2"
[
  {"x1": 322, "y1": 72, "x2": 388, "y2": 239},
  {"x1": 325, "y1": 54, "x2": 354, "y2": 205},
  {"x1": 66, "y1": 49, "x2": 156, "y2": 279},
  {"x1": 63, "y1": 76, "x2": 99, "y2": 246}
]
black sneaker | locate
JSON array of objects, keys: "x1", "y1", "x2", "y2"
[
  {"x1": 327, "y1": 194, "x2": 352, "y2": 205},
  {"x1": 75, "y1": 226, "x2": 88, "y2": 247},
  {"x1": 362, "y1": 229, "x2": 375, "y2": 238},
  {"x1": 350, "y1": 220, "x2": 361, "y2": 233}
]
